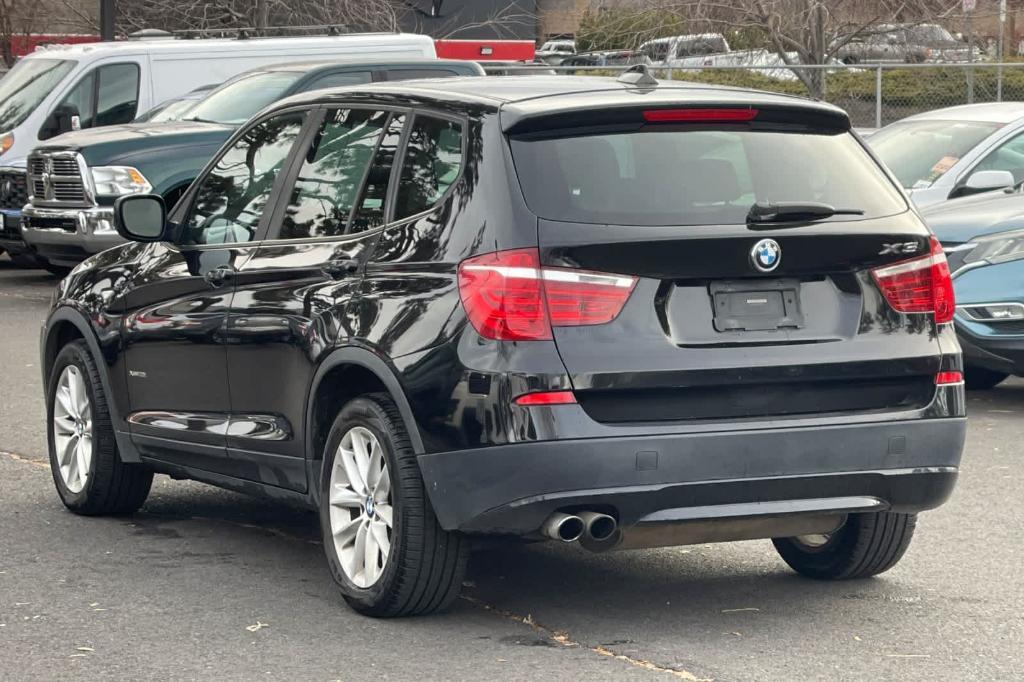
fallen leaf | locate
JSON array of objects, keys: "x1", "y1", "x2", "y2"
[
  {"x1": 854, "y1": 636, "x2": 862, "y2": 642},
  {"x1": 245, "y1": 621, "x2": 269, "y2": 632}
]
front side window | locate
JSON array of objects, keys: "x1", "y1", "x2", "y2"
[
  {"x1": 95, "y1": 63, "x2": 140, "y2": 126},
  {"x1": 971, "y1": 132, "x2": 1024, "y2": 185},
  {"x1": 350, "y1": 114, "x2": 405, "y2": 233},
  {"x1": 279, "y1": 109, "x2": 387, "y2": 240},
  {"x1": 394, "y1": 115, "x2": 464, "y2": 220},
  {"x1": 54, "y1": 71, "x2": 96, "y2": 131},
  {"x1": 182, "y1": 113, "x2": 304, "y2": 246}
]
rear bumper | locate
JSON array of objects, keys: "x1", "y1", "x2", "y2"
[
  {"x1": 417, "y1": 417, "x2": 965, "y2": 535},
  {"x1": 22, "y1": 205, "x2": 122, "y2": 267}
]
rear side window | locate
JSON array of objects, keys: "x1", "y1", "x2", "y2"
[
  {"x1": 394, "y1": 115, "x2": 464, "y2": 220},
  {"x1": 280, "y1": 109, "x2": 387, "y2": 239},
  {"x1": 511, "y1": 128, "x2": 907, "y2": 226}
]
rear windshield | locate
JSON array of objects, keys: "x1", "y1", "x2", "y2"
[
  {"x1": 868, "y1": 119, "x2": 1001, "y2": 189},
  {"x1": 510, "y1": 128, "x2": 907, "y2": 226}
]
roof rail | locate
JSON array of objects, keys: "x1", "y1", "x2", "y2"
[
  {"x1": 168, "y1": 25, "x2": 400, "y2": 40},
  {"x1": 617, "y1": 64, "x2": 658, "y2": 89}
]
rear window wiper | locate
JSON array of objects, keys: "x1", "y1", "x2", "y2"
[{"x1": 746, "y1": 201, "x2": 865, "y2": 226}]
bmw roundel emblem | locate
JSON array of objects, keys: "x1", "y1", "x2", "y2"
[{"x1": 751, "y1": 238, "x2": 781, "y2": 273}]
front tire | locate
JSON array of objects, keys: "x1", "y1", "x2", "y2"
[
  {"x1": 320, "y1": 393, "x2": 468, "y2": 617},
  {"x1": 773, "y1": 511, "x2": 916, "y2": 580},
  {"x1": 47, "y1": 341, "x2": 153, "y2": 514}
]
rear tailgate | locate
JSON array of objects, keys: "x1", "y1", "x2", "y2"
[{"x1": 507, "y1": 99, "x2": 945, "y2": 423}]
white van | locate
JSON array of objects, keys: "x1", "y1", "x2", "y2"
[{"x1": 0, "y1": 33, "x2": 435, "y2": 164}]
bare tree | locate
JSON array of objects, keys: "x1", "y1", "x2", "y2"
[{"x1": 0, "y1": 0, "x2": 42, "y2": 67}]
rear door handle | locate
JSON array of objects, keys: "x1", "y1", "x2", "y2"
[
  {"x1": 321, "y1": 258, "x2": 360, "y2": 280},
  {"x1": 204, "y1": 265, "x2": 235, "y2": 287}
]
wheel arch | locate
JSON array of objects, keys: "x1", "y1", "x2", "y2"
[
  {"x1": 305, "y1": 347, "x2": 425, "y2": 502},
  {"x1": 42, "y1": 307, "x2": 140, "y2": 462}
]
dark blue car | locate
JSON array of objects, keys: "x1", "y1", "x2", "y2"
[{"x1": 924, "y1": 189, "x2": 1024, "y2": 388}]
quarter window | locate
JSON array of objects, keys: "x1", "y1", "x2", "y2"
[
  {"x1": 182, "y1": 113, "x2": 304, "y2": 246},
  {"x1": 350, "y1": 113, "x2": 405, "y2": 233},
  {"x1": 394, "y1": 116, "x2": 464, "y2": 220},
  {"x1": 280, "y1": 109, "x2": 387, "y2": 240}
]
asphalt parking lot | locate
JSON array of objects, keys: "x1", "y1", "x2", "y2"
[{"x1": 0, "y1": 255, "x2": 1021, "y2": 682}]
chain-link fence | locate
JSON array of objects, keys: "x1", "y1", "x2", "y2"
[{"x1": 484, "y1": 62, "x2": 1024, "y2": 129}]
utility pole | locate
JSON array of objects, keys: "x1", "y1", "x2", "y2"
[{"x1": 100, "y1": 0, "x2": 116, "y2": 41}]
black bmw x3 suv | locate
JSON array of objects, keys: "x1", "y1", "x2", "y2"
[{"x1": 41, "y1": 71, "x2": 966, "y2": 617}]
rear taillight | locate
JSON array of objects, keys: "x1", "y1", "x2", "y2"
[
  {"x1": 935, "y1": 371, "x2": 964, "y2": 385},
  {"x1": 871, "y1": 237, "x2": 955, "y2": 324},
  {"x1": 458, "y1": 248, "x2": 638, "y2": 341},
  {"x1": 514, "y1": 390, "x2": 577, "y2": 406}
]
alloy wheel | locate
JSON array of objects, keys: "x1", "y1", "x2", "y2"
[
  {"x1": 52, "y1": 365, "x2": 93, "y2": 494},
  {"x1": 328, "y1": 426, "x2": 393, "y2": 588}
]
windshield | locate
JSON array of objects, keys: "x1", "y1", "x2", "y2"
[
  {"x1": 905, "y1": 25, "x2": 956, "y2": 44},
  {"x1": 511, "y1": 128, "x2": 906, "y2": 226},
  {"x1": 136, "y1": 98, "x2": 199, "y2": 123},
  {"x1": 869, "y1": 119, "x2": 1001, "y2": 188},
  {"x1": 0, "y1": 58, "x2": 76, "y2": 132},
  {"x1": 185, "y1": 71, "x2": 303, "y2": 125}
]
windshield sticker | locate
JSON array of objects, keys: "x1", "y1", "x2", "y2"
[{"x1": 925, "y1": 155, "x2": 958, "y2": 182}]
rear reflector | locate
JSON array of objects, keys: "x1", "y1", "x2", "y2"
[
  {"x1": 643, "y1": 108, "x2": 758, "y2": 123},
  {"x1": 871, "y1": 237, "x2": 955, "y2": 324},
  {"x1": 514, "y1": 390, "x2": 577, "y2": 406},
  {"x1": 458, "y1": 248, "x2": 637, "y2": 341},
  {"x1": 935, "y1": 371, "x2": 964, "y2": 385}
]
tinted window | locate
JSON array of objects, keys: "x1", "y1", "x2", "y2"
[
  {"x1": 350, "y1": 114, "x2": 405, "y2": 233},
  {"x1": 512, "y1": 128, "x2": 906, "y2": 226},
  {"x1": 55, "y1": 71, "x2": 96, "y2": 130},
  {"x1": 304, "y1": 71, "x2": 372, "y2": 91},
  {"x1": 183, "y1": 113, "x2": 304, "y2": 245},
  {"x1": 869, "y1": 119, "x2": 1001, "y2": 188},
  {"x1": 280, "y1": 109, "x2": 387, "y2": 240},
  {"x1": 95, "y1": 63, "x2": 140, "y2": 126},
  {"x1": 394, "y1": 116, "x2": 464, "y2": 220},
  {"x1": 384, "y1": 68, "x2": 459, "y2": 81}
]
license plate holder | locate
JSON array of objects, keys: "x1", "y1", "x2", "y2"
[{"x1": 711, "y1": 279, "x2": 804, "y2": 332}]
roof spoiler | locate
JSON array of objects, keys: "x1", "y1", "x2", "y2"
[{"x1": 617, "y1": 64, "x2": 658, "y2": 89}]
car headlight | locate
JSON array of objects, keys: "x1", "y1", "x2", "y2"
[
  {"x1": 0, "y1": 132, "x2": 13, "y2": 156},
  {"x1": 960, "y1": 230, "x2": 1024, "y2": 267},
  {"x1": 90, "y1": 166, "x2": 152, "y2": 196}
]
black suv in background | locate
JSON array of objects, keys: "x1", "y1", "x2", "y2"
[
  {"x1": 40, "y1": 72, "x2": 966, "y2": 617},
  {"x1": 17, "y1": 58, "x2": 483, "y2": 273}
]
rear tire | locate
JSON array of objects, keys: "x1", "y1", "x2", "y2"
[
  {"x1": 772, "y1": 511, "x2": 916, "y2": 580},
  {"x1": 964, "y1": 366, "x2": 1008, "y2": 390},
  {"x1": 47, "y1": 341, "x2": 153, "y2": 515},
  {"x1": 320, "y1": 393, "x2": 468, "y2": 617}
]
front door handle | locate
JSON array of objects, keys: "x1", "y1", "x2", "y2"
[
  {"x1": 321, "y1": 258, "x2": 360, "y2": 280},
  {"x1": 204, "y1": 265, "x2": 235, "y2": 287}
]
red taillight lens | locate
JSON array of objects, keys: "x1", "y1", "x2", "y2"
[
  {"x1": 514, "y1": 390, "x2": 577, "y2": 406},
  {"x1": 643, "y1": 108, "x2": 758, "y2": 123},
  {"x1": 935, "y1": 371, "x2": 964, "y2": 385},
  {"x1": 871, "y1": 237, "x2": 955, "y2": 324},
  {"x1": 457, "y1": 248, "x2": 638, "y2": 341}
]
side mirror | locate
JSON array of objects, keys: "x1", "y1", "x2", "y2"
[
  {"x1": 114, "y1": 194, "x2": 168, "y2": 242},
  {"x1": 39, "y1": 104, "x2": 81, "y2": 140},
  {"x1": 965, "y1": 169, "x2": 1016, "y2": 193}
]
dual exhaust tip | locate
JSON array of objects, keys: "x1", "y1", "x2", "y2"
[{"x1": 542, "y1": 511, "x2": 617, "y2": 544}]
